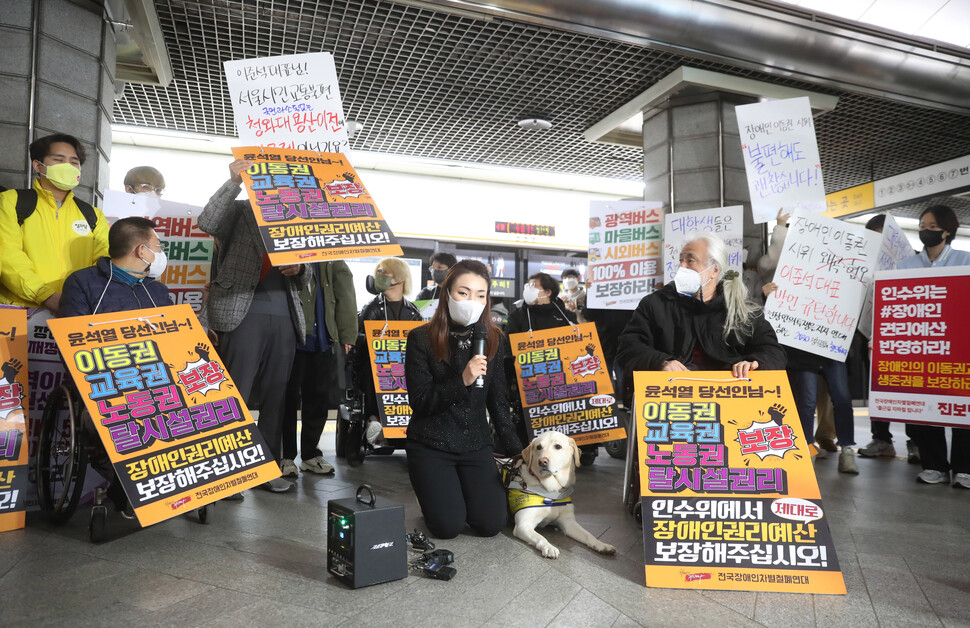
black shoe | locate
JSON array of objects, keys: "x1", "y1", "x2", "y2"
[{"x1": 906, "y1": 440, "x2": 920, "y2": 465}]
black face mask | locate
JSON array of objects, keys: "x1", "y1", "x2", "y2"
[{"x1": 919, "y1": 229, "x2": 945, "y2": 248}]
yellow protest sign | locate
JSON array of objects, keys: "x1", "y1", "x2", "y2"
[
  {"x1": 232, "y1": 146, "x2": 402, "y2": 265},
  {"x1": 48, "y1": 305, "x2": 280, "y2": 527},
  {"x1": 509, "y1": 323, "x2": 626, "y2": 445},
  {"x1": 634, "y1": 370, "x2": 845, "y2": 594},
  {"x1": 363, "y1": 320, "x2": 424, "y2": 439},
  {"x1": 0, "y1": 308, "x2": 28, "y2": 532}
]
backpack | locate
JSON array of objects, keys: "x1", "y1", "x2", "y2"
[{"x1": 13, "y1": 189, "x2": 98, "y2": 232}]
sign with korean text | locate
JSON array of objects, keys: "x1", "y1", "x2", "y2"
[
  {"x1": 662, "y1": 206, "x2": 743, "y2": 282},
  {"x1": 869, "y1": 267, "x2": 970, "y2": 428},
  {"x1": 0, "y1": 308, "x2": 28, "y2": 532},
  {"x1": 764, "y1": 209, "x2": 879, "y2": 361},
  {"x1": 509, "y1": 323, "x2": 626, "y2": 446},
  {"x1": 823, "y1": 183, "x2": 874, "y2": 219},
  {"x1": 736, "y1": 97, "x2": 826, "y2": 224},
  {"x1": 635, "y1": 370, "x2": 845, "y2": 594},
  {"x1": 233, "y1": 146, "x2": 402, "y2": 266},
  {"x1": 102, "y1": 190, "x2": 212, "y2": 313},
  {"x1": 48, "y1": 305, "x2": 280, "y2": 527},
  {"x1": 364, "y1": 320, "x2": 423, "y2": 438},
  {"x1": 224, "y1": 52, "x2": 349, "y2": 153},
  {"x1": 856, "y1": 214, "x2": 915, "y2": 338},
  {"x1": 587, "y1": 200, "x2": 664, "y2": 310}
]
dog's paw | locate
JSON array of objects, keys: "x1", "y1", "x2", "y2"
[
  {"x1": 537, "y1": 542, "x2": 560, "y2": 559},
  {"x1": 594, "y1": 542, "x2": 616, "y2": 556}
]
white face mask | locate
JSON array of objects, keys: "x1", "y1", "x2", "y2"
[
  {"x1": 522, "y1": 284, "x2": 541, "y2": 305},
  {"x1": 448, "y1": 298, "x2": 485, "y2": 326},
  {"x1": 674, "y1": 264, "x2": 714, "y2": 296},
  {"x1": 563, "y1": 278, "x2": 579, "y2": 291},
  {"x1": 139, "y1": 245, "x2": 168, "y2": 279}
]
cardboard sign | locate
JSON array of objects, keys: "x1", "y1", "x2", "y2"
[
  {"x1": 869, "y1": 267, "x2": 970, "y2": 427},
  {"x1": 587, "y1": 201, "x2": 664, "y2": 310},
  {"x1": 363, "y1": 321, "x2": 424, "y2": 438},
  {"x1": 48, "y1": 305, "x2": 280, "y2": 527},
  {"x1": 662, "y1": 206, "x2": 744, "y2": 282},
  {"x1": 509, "y1": 323, "x2": 626, "y2": 445},
  {"x1": 856, "y1": 214, "x2": 916, "y2": 338},
  {"x1": 735, "y1": 97, "x2": 826, "y2": 224},
  {"x1": 223, "y1": 52, "x2": 350, "y2": 153},
  {"x1": 764, "y1": 209, "x2": 880, "y2": 361},
  {"x1": 233, "y1": 146, "x2": 402, "y2": 265},
  {"x1": 635, "y1": 370, "x2": 845, "y2": 595},
  {"x1": 101, "y1": 190, "x2": 212, "y2": 313},
  {"x1": 0, "y1": 308, "x2": 28, "y2": 532}
]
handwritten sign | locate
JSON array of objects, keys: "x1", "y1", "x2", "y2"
[
  {"x1": 662, "y1": 206, "x2": 743, "y2": 282},
  {"x1": 635, "y1": 370, "x2": 845, "y2": 594},
  {"x1": 101, "y1": 191, "x2": 212, "y2": 313},
  {"x1": 869, "y1": 267, "x2": 970, "y2": 428},
  {"x1": 856, "y1": 214, "x2": 915, "y2": 338},
  {"x1": 764, "y1": 210, "x2": 879, "y2": 360},
  {"x1": 736, "y1": 97, "x2": 826, "y2": 224},
  {"x1": 233, "y1": 146, "x2": 402, "y2": 265},
  {"x1": 587, "y1": 201, "x2": 664, "y2": 310},
  {"x1": 509, "y1": 323, "x2": 626, "y2": 446},
  {"x1": 363, "y1": 321, "x2": 423, "y2": 438},
  {"x1": 48, "y1": 305, "x2": 280, "y2": 527},
  {"x1": 223, "y1": 52, "x2": 349, "y2": 153},
  {"x1": 0, "y1": 308, "x2": 28, "y2": 532}
]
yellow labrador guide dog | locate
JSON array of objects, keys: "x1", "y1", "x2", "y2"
[{"x1": 502, "y1": 431, "x2": 617, "y2": 559}]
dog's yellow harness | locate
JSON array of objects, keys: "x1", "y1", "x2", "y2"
[{"x1": 501, "y1": 467, "x2": 573, "y2": 515}]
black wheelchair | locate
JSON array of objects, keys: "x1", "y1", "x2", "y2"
[
  {"x1": 34, "y1": 381, "x2": 212, "y2": 542},
  {"x1": 334, "y1": 344, "x2": 405, "y2": 466}
]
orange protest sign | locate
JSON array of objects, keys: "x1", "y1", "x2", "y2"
[
  {"x1": 232, "y1": 146, "x2": 402, "y2": 265},
  {"x1": 509, "y1": 323, "x2": 626, "y2": 446},
  {"x1": 634, "y1": 370, "x2": 845, "y2": 595},
  {"x1": 0, "y1": 308, "x2": 28, "y2": 532},
  {"x1": 48, "y1": 305, "x2": 280, "y2": 527},
  {"x1": 363, "y1": 320, "x2": 424, "y2": 438}
]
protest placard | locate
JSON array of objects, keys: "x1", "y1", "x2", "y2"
[
  {"x1": 233, "y1": 146, "x2": 402, "y2": 265},
  {"x1": 363, "y1": 320, "x2": 424, "y2": 438},
  {"x1": 0, "y1": 308, "x2": 28, "y2": 532},
  {"x1": 662, "y1": 206, "x2": 743, "y2": 282},
  {"x1": 101, "y1": 191, "x2": 212, "y2": 313},
  {"x1": 48, "y1": 305, "x2": 280, "y2": 527},
  {"x1": 224, "y1": 52, "x2": 349, "y2": 153},
  {"x1": 634, "y1": 370, "x2": 845, "y2": 594},
  {"x1": 509, "y1": 323, "x2": 626, "y2": 446},
  {"x1": 869, "y1": 267, "x2": 970, "y2": 428},
  {"x1": 764, "y1": 209, "x2": 879, "y2": 360},
  {"x1": 587, "y1": 201, "x2": 664, "y2": 310},
  {"x1": 736, "y1": 97, "x2": 826, "y2": 224},
  {"x1": 856, "y1": 214, "x2": 916, "y2": 338}
]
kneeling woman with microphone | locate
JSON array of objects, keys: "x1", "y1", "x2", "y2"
[{"x1": 405, "y1": 259, "x2": 523, "y2": 539}]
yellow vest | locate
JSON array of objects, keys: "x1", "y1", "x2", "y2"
[
  {"x1": 502, "y1": 467, "x2": 573, "y2": 515},
  {"x1": 0, "y1": 179, "x2": 108, "y2": 307}
]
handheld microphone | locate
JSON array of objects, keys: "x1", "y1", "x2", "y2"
[{"x1": 472, "y1": 323, "x2": 487, "y2": 389}]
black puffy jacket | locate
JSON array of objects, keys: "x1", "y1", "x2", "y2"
[{"x1": 61, "y1": 257, "x2": 170, "y2": 317}]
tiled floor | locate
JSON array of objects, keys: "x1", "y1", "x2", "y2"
[{"x1": 2, "y1": 415, "x2": 969, "y2": 627}]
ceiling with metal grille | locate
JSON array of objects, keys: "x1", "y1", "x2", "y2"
[{"x1": 113, "y1": 0, "x2": 970, "y2": 202}]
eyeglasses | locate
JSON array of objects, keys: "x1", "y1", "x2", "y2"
[{"x1": 134, "y1": 183, "x2": 164, "y2": 195}]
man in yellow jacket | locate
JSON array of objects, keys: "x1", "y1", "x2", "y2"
[{"x1": 0, "y1": 133, "x2": 109, "y2": 314}]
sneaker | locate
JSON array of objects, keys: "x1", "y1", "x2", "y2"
[
  {"x1": 858, "y1": 439, "x2": 896, "y2": 458},
  {"x1": 816, "y1": 438, "x2": 838, "y2": 453},
  {"x1": 838, "y1": 447, "x2": 859, "y2": 474},
  {"x1": 916, "y1": 469, "x2": 949, "y2": 485},
  {"x1": 280, "y1": 458, "x2": 299, "y2": 478},
  {"x1": 260, "y1": 477, "x2": 294, "y2": 493},
  {"x1": 906, "y1": 440, "x2": 921, "y2": 465},
  {"x1": 299, "y1": 456, "x2": 335, "y2": 475},
  {"x1": 365, "y1": 420, "x2": 383, "y2": 446},
  {"x1": 952, "y1": 473, "x2": 970, "y2": 489}
]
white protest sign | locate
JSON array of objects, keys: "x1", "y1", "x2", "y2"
[
  {"x1": 736, "y1": 97, "x2": 826, "y2": 224},
  {"x1": 223, "y1": 52, "x2": 349, "y2": 153},
  {"x1": 587, "y1": 201, "x2": 664, "y2": 310},
  {"x1": 764, "y1": 209, "x2": 880, "y2": 361},
  {"x1": 857, "y1": 214, "x2": 916, "y2": 338},
  {"x1": 662, "y1": 205, "x2": 743, "y2": 282},
  {"x1": 101, "y1": 190, "x2": 212, "y2": 313}
]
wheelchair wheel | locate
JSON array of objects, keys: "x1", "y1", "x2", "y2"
[
  {"x1": 345, "y1": 419, "x2": 365, "y2": 467},
  {"x1": 89, "y1": 505, "x2": 107, "y2": 543},
  {"x1": 36, "y1": 384, "x2": 87, "y2": 524},
  {"x1": 605, "y1": 407, "x2": 629, "y2": 459}
]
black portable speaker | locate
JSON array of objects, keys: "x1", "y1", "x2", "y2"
[{"x1": 327, "y1": 484, "x2": 407, "y2": 588}]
